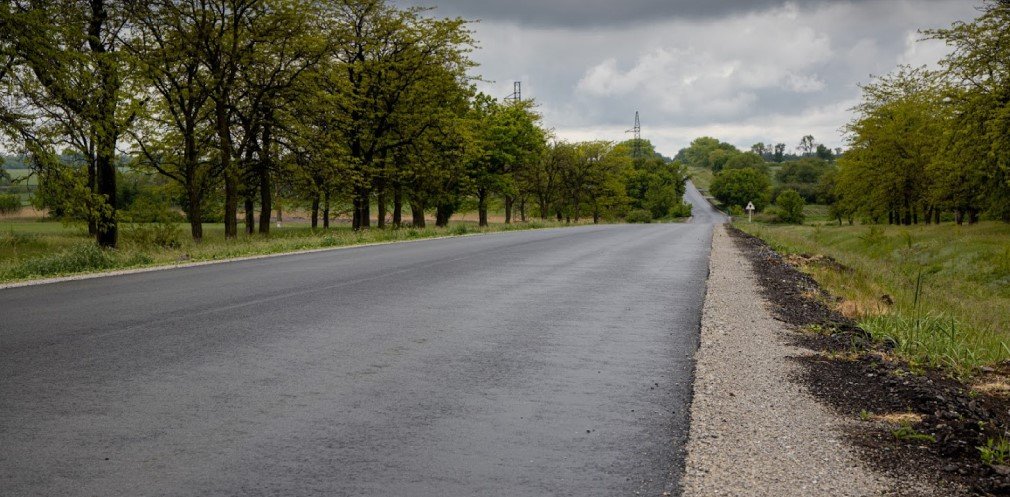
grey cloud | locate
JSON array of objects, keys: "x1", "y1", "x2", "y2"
[{"x1": 399, "y1": 0, "x2": 947, "y2": 27}]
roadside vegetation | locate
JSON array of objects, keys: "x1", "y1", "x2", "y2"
[
  {"x1": 0, "y1": 0, "x2": 692, "y2": 281},
  {"x1": 0, "y1": 218, "x2": 572, "y2": 284},
  {"x1": 673, "y1": 2, "x2": 1010, "y2": 375},
  {"x1": 0, "y1": 0, "x2": 690, "y2": 250},
  {"x1": 737, "y1": 222, "x2": 1010, "y2": 374}
]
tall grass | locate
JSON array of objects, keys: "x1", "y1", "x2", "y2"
[{"x1": 738, "y1": 221, "x2": 1010, "y2": 375}]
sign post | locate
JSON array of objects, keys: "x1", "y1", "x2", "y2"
[{"x1": 746, "y1": 202, "x2": 756, "y2": 222}]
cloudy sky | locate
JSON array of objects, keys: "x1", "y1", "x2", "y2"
[{"x1": 399, "y1": 0, "x2": 981, "y2": 157}]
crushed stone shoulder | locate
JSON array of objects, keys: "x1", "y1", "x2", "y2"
[{"x1": 682, "y1": 225, "x2": 888, "y2": 496}]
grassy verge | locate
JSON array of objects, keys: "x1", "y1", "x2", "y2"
[
  {"x1": 735, "y1": 220, "x2": 1010, "y2": 375},
  {"x1": 0, "y1": 219, "x2": 575, "y2": 285},
  {"x1": 688, "y1": 166, "x2": 714, "y2": 194}
]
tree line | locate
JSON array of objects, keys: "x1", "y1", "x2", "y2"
[
  {"x1": 0, "y1": 0, "x2": 690, "y2": 248},
  {"x1": 833, "y1": 1, "x2": 1010, "y2": 226}
]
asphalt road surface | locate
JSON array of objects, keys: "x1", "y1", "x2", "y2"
[{"x1": 1, "y1": 182, "x2": 725, "y2": 496}]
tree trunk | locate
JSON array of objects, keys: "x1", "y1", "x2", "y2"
[
  {"x1": 311, "y1": 196, "x2": 319, "y2": 229},
  {"x1": 411, "y1": 201, "x2": 426, "y2": 228},
  {"x1": 216, "y1": 97, "x2": 238, "y2": 239},
  {"x1": 504, "y1": 195, "x2": 513, "y2": 224},
  {"x1": 187, "y1": 189, "x2": 203, "y2": 241},
  {"x1": 87, "y1": 158, "x2": 98, "y2": 236},
  {"x1": 520, "y1": 198, "x2": 527, "y2": 222},
  {"x1": 95, "y1": 142, "x2": 117, "y2": 248},
  {"x1": 478, "y1": 189, "x2": 488, "y2": 227},
  {"x1": 323, "y1": 190, "x2": 330, "y2": 229},
  {"x1": 376, "y1": 179, "x2": 386, "y2": 229},
  {"x1": 244, "y1": 197, "x2": 254, "y2": 234},
  {"x1": 392, "y1": 183, "x2": 402, "y2": 228},
  {"x1": 353, "y1": 186, "x2": 371, "y2": 230},
  {"x1": 258, "y1": 122, "x2": 273, "y2": 235}
]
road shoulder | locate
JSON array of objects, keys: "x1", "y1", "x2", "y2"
[{"x1": 682, "y1": 224, "x2": 887, "y2": 496}]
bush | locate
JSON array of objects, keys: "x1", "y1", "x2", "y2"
[
  {"x1": 710, "y1": 167, "x2": 771, "y2": 211},
  {"x1": 125, "y1": 222, "x2": 182, "y2": 249},
  {"x1": 0, "y1": 193, "x2": 21, "y2": 215},
  {"x1": 775, "y1": 189, "x2": 806, "y2": 224},
  {"x1": 626, "y1": 209, "x2": 653, "y2": 223}
]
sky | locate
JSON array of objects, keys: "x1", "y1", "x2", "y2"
[{"x1": 398, "y1": 0, "x2": 982, "y2": 157}]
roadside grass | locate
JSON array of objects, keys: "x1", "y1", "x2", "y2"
[
  {"x1": 0, "y1": 219, "x2": 575, "y2": 284},
  {"x1": 688, "y1": 166, "x2": 714, "y2": 194},
  {"x1": 736, "y1": 221, "x2": 1010, "y2": 375}
]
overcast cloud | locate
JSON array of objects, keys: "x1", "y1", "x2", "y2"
[{"x1": 400, "y1": 0, "x2": 981, "y2": 156}]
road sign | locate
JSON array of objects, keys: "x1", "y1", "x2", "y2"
[{"x1": 746, "y1": 202, "x2": 756, "y2": 222}]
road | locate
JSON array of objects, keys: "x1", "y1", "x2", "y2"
[{"x1": 1, "y1": 182, "x2": 724, "y2": 496}]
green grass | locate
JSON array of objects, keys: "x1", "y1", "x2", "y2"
[
  {"x1": 0, "y1": 219, "x2": 579, "y2": 284},
  {"x1": 688, "y1": 166, "x2": 714, "y2": 194},
  {"x1": 736, "y1": 220, "x2": 1010, "y2": 375}
]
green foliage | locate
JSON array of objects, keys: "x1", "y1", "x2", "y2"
[
  {"x1": 625, "y1": 209, "x2": 653, "y2": 223},
  {"x1": 676, "y1": 137, "x2": 739, "y2": 171},
  {"x1": 0, "y1": 194, "x2": 21, "y2": 215},
  {"x1": 124, "y1": 222, "x2": 182, "y2": 249},
  {"x1": 710, "y1": 167, "x2": 771, "y2": 211},
  {"x1": 891, "y1": 425, "x2": 935, "y2": 443},
  {"x1": 2, "y1": 244, "x2": 153, "y2": 281},
  {"x1": 980, "y1": 437, "x2": 1010, "y2": 466},
  {"x1": 736, "y1": 221, "x2": 1010, "y2": 374},
  {"x1": 775, "y1": 189, "x2": 806, "y2": 224},
  {"x1": 723, "y1": 152, "x2": 767, "y2": 174}
]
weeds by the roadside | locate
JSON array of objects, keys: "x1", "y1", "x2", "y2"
[
  {"x1": 892, "y1": 424, "x2": 936, "y2": 443},
  {"x1": 979, "y1": 436, "x2": 1010, "y2": 466}
]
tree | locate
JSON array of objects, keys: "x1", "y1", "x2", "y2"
[
  {"x1": 723, "y1": 152, "x2": 766, "y2": 173},
  {"x1": 927, "y1": 3, "x2": 1010, "y2": 222},
  {"x1": 773, "y1": 143, "x2": 787, "y2": 162},
  {"x1": 1, "y1": 0, "x2": 134, "y2": 247},
  {"x1": 775, "y1": 189, "x2": 805, "y2": 224},
  {"x1": 322, "y1": 0, "x2": 476, "y2": 230},
  {"x1": 798, "y1": 135, "x2": 816, "y2": 156},
  {"x1": 837, "y1": 67, "x2": 945, "y2": 225},
  {"x1": 710, "y1": 167, "x2": 771, "y2": 211},
  {"x1": 125, "y1": 0, "x2": 217, "y2": 240}
]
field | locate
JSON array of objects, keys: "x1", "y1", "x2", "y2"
[
  {"x1": 736, "y1": 220, "x2": 1010, "y2": 374},
  {"x1": 0, "y1": 218, "x2": 580, "y2": 285}
]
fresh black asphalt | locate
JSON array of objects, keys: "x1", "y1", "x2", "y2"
[{"x1": 1, "y1": 182, "x2": 725, "y2": 496}]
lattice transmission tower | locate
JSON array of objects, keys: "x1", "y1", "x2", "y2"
[
  {"x1": 628, "y1": 111, "x2": 643, "y2": 162},
  {"x1": 505, "y1": 81, "x2": 522, "y2": 103}
]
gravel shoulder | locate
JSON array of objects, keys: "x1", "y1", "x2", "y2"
[{"x1": 682, "y1": 224, "x2": 888, "y2": 496}]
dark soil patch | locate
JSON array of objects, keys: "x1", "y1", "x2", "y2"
[{"x1": 728, "y1": 225, "x2": 1010, "y2": 496}]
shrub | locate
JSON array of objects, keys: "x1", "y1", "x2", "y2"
[
  {"x1": 710, "y1": 167, "x2": 771, "y2": 211},
  {"x1": 626, "y1": 209, "x2": 653, "y2": 223},
  {"x1": 125, "y1": 222, "x2": 182, "y2": 249},
  {"x1": 775, "y1": 189, "x2": 806, "y2": 224},
  {"x1": 0, "y1": 193, "x2": 22, "y2": 215}
]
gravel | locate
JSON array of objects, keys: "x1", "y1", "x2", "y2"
[{"x1": 681, "y1": 225, "x2": 889, "y2": 496}]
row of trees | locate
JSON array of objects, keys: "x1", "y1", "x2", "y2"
[
  {"x1": 833, "y1": 1, "x2": 1010, "y2": 225},
  {"x1": 0, "y1": 1, "x2": 690, "y2": 247},
  {"x1": 677, "y1": 135, "x2": 837, "y2": 169},
  {"x1": 0, "y1": 1, "x2": 690, "y2": 248}
]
